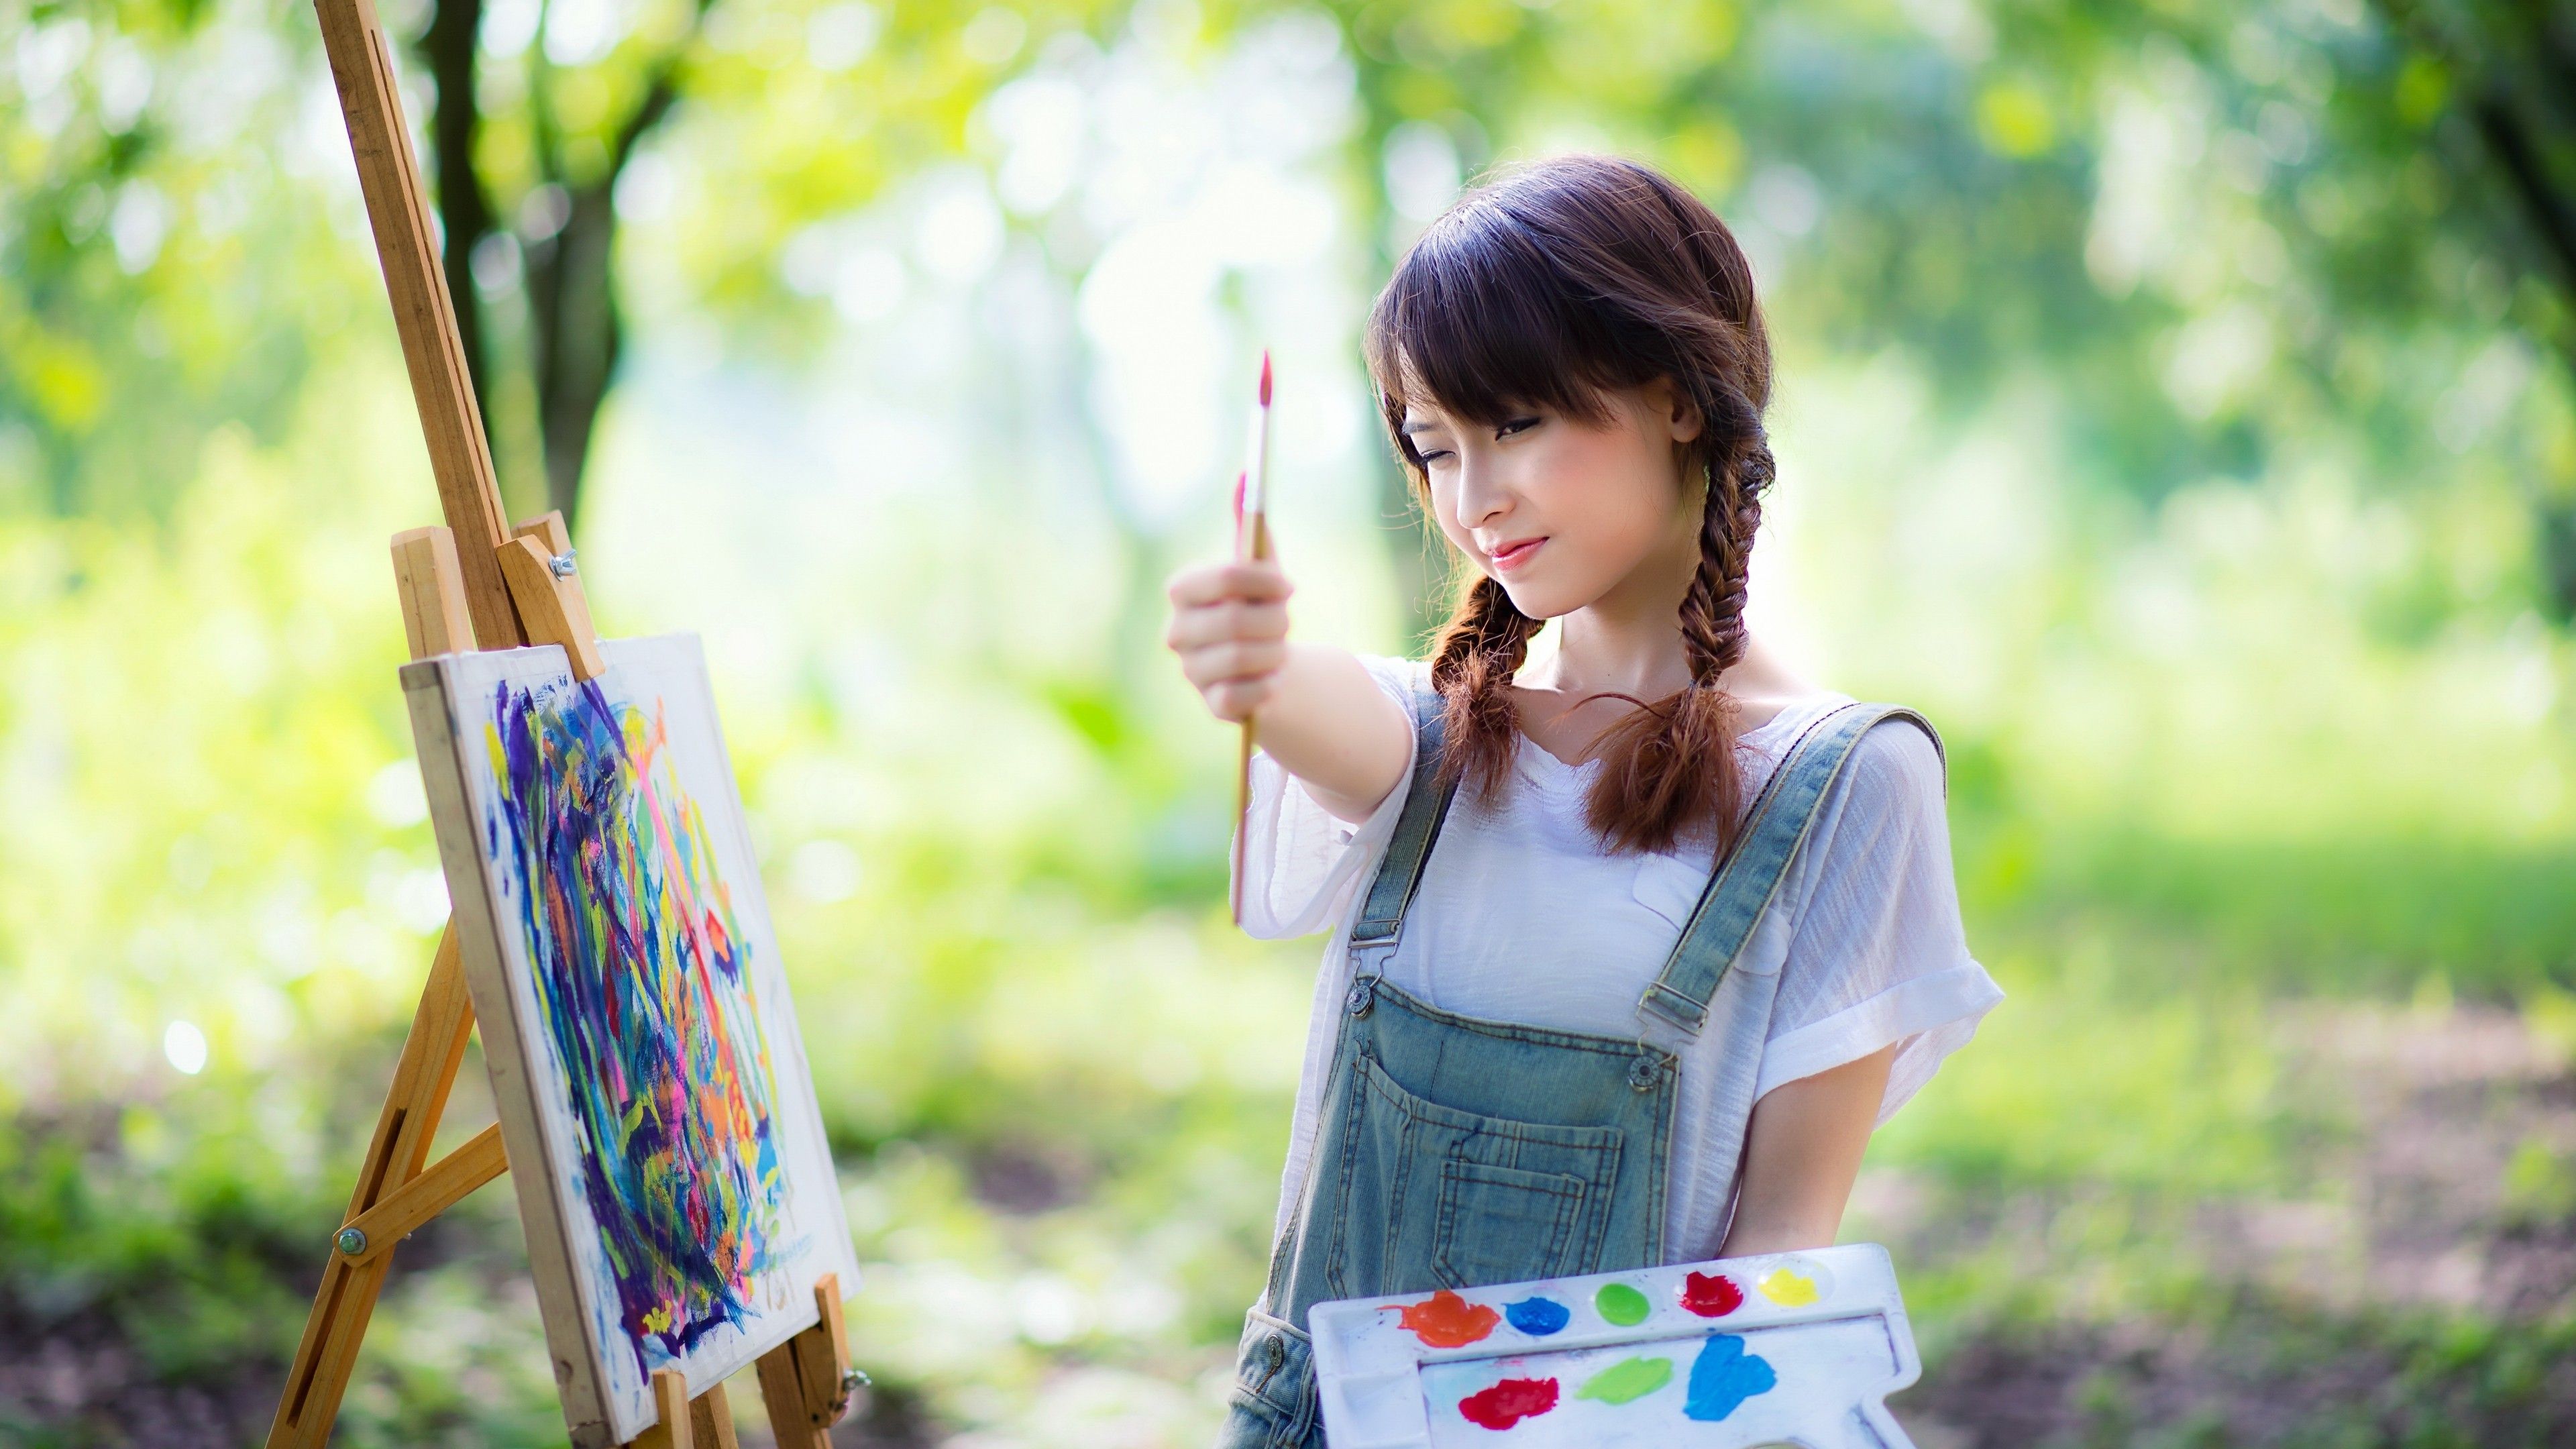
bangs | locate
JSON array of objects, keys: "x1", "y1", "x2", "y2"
[{"x1": 1365, "y1": 197, "x2": 1647, "y2": 453}]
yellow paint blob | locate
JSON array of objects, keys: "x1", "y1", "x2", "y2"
[{"x1": 1756, "y1": 1268, "x2": 1819, "y2": 1306}]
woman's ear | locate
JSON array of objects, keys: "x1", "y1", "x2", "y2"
[{"x1": 1650, "y1": 377, "x2": 1705, "y2": 444}]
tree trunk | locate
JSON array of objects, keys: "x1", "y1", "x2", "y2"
[
  {"x1": 525, "y1": 182, "x2": 622, "y2": 532},
  {"x1": 2375, "y1": 0, "x2": 2576, "y2": 619},
  {"x1": 419, "y1": 0, "x2": 495, "y2": 455}
]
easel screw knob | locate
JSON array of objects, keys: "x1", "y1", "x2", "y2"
[
  {"x1": 336, "y1": 1226, "x2": 368, "y2": 1256},
  {"x1": 548, "y1": 548, "x2": 578, "y2": 578},
  {"x1": 842, "y1": 1367, "x2": 870, "y2": 1393}
]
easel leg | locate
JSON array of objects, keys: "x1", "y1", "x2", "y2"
[
  {"x1": 753, "y1": 1275, "x2": 857, "y2": 1449},
  {"x1": 691, "y1": 1381, "x2": 743, "y2": 1449},
  {"x1": 265, "y1": 926, "x2": 485, "y2": 1448}
]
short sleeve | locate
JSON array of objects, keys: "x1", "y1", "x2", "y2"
[
  {"x1": 1232, "y1": 654, "x2": 1430, "y2": 940},
  {"x1": 1756, "y1": 718, "x2": 2003, "y2": 1124}
]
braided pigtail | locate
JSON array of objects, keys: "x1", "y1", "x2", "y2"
[
  {"x1": 1429, "y1": 572, "x2": 1543, "y2": 801},
  {"x1": 1584, "y1": 382, "x2": 1773, "y2": 857}
]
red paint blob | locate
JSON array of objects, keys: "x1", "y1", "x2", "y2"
[
  {"x1": 1458, "y1": 1377, "x2": 1560, "y2": 1430},
  {"x1": 1680, "y1": 1271, "x2": 1745, "y2": 1318},
  {"x1": 1390, "y1": 1289, "x2": 1501, "y2": 1348}
]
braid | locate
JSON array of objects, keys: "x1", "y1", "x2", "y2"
[
  {"x1": 1585, "y1": 381, "x2": 1772, "y2": 857},
  {"x1": 1430, "y1": 574, "x2": 1541, "y2": 800},
  {"x1": 1678, "y1": 385, "x2": 1771, "y2": 684}
]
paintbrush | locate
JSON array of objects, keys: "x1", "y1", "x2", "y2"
[{"x1": 1230, "y1": 351, "x2": 1275, "y2": 928}]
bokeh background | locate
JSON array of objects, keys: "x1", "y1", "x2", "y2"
[{"x1": 8, "y1": 0, "x2": 2576, "y2": 1444}]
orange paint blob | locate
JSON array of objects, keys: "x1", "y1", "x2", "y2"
[{"x1": 1389, "y1": 1289, "x2": 1501, "y2": 1348}]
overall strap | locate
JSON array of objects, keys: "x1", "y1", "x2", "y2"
[
  {"x1": 1635, "y1": 702, "x2": 1945, "y2": 1035},
  {"x1": 1348, "y1": 705, "x2": 1456, "y2": 950}
]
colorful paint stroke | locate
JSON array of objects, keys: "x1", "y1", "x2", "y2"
[
  {"x1": 1679, "y1": 1271, "x2": 1744, "y2": 1318},
  {"x1": 1594, "y1": 1281, "x2": 1651, "y2": 1326},
  {"x1": 1393, "y1": 1289, "x2": 1501, "y2": 1348},
  {"x1": 484, "y1": 676, "x2": 796, "y2": 1373},
  {"x1": 1574, "y1": 1355, "x2": 1673, "y2": 1405},
  {"x1": 1756, "y1": 1267, "x2": 1821, "y2": 1306},
  {"x1": 1503, "y1": 1296, "x2": 1570, "y2": 1336},
  {"x1": 1457, "y1": 1377, "x2": 1559, "y2": 1430},
  {"x1": 1683, "y1": 1334, "x2": 1778, "y2": 1421}
]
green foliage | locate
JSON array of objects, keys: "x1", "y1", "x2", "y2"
[
  {"x1": 0, "y1": 1102, "x2": 325, "y2": 1380},
  {"x1": 9, "y1": 0, "x2": 2576, "y2": 1442},
  {"x1": 0, "y1": 0, "x2": 372, "y2": 519}
]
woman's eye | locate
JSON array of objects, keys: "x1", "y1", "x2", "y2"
[
  {"x1": 1496, "y1": 417, "x2": 1542, "y2": 439},
  {"x1": 1417, "y1": 448, "x2": 1454, "y2": 466}
]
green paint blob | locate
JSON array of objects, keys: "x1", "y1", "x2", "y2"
[
  {"x1": 1575, "y1": 1355, "x2": 1673, "y2": 1405},
  {"x1": 1594, "y1": 1282, "x2": 1650, "y2": 1326}
]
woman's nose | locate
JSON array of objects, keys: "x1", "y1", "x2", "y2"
[{"x1": 1454, "y1": 455, "x2": 1511, "y2": 529}]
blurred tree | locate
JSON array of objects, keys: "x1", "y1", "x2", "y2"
[
  {"x1": 13, "y1": 0, "x2": 2573, "y2": 633},
  {"x1": 1305, "y1": 0, "x2": 2576, "y2": 631},
  {"x1": 416, "y1": 0, "x2": 718, "y2": 530},
  {"x1": 2363, "y1": 0, "x2": 2576, "y2": 614},
  {"x1": 0, "y1": 0, "x2": 362, "y2": 519}
]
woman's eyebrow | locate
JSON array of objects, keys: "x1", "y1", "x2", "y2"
[{"x1": 1398, "y1": 417, "x2": 1446, "y2": 437}]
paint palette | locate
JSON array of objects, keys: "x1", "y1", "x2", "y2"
[{"x1": 1309, "y1": 1244, "x2": 1919, "y2": 1448}]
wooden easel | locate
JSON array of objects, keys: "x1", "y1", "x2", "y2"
[{"x1": 262, "y1": 0, "x2": 859, "y2": 1444}]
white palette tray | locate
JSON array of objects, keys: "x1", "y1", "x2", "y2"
[{"x1": 1308, "y1": 1244, "x2": 1919, "y2": 1448}]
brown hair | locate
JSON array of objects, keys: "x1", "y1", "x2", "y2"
[{"x1": 1364, "y1": 153, "x2": 1776, "y2": 859}]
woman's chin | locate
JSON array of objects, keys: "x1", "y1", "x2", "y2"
[{"x1": 1497, "y1": 578, "x2": 1580, "y2": 621}]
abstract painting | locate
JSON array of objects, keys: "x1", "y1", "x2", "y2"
[{"x1": 404, "y1": 635, "x2": 857, "y2": 1447}]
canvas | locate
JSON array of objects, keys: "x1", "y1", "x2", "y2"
[{"x1": 403, "y1": 634, "x2": 859, "y2": 1447}]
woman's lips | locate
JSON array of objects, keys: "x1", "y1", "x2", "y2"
[{"x1": 1490, "y1": 537, "x2": 1546, "y2": 573}]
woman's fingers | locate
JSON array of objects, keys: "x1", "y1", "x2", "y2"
[
  {"x1": 1164, "y1": 598, "x2": 1289, "y2": 652},
  {"x1": 1175, "y1": 639, "x2": 1288, "y2": 689},
  {"x1": 1164, "y1": 555, "x2": 1294, "y2": 722},
  {"x1": 1165, "y1": 559, "x2": 1292, "y2": 608},
  {"x1": 1203, "y1": 676, "x2": 1275, "y2": 722}
]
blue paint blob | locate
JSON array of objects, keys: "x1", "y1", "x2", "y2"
[
  {"x1": 1682, "y1": 1334, "x2": 1777, "y2": 1422},
  {"x1": 1503, "y1": 1296, "x2": 1571, "y2": 1336}
]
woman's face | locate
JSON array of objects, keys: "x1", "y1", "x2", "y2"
[{"x1": 1402, "y1": 378, "x2": 1705, "y2": 621}]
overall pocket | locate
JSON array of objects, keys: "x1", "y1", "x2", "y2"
[
  {"x1": 1214, "y1": 1307, "x2": 1316, "y2": 1449},
  {"x1": 1430, "y1": 1159, "x2": 1590, "y2": 1290},
  {"x1": 1326, "y1": 1050, "x2": 1624, "y2": 1299}
]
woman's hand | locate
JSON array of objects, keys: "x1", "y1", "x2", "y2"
[
  {"x1": 1164, "y1": 558, "x2": 1294, "y2": 723},
  {"x1": 1161, "y1": 555, "x2": 1412, "y2": 826}
]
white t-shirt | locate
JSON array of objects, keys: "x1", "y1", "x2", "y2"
[{"x1": 1236, "y1": 654, "x2": 2002, "y2": 1265}]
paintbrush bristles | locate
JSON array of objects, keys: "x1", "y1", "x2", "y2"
[{"x1": 1244, "y1": 353, "x2": 1275, "y2": 523}]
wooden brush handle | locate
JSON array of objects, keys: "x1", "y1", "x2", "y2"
[{"x1": 1228, "y1": 513, "x2": 1273, "y2": 926}]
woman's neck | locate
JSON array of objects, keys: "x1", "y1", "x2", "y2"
[
  {"x1": 1519, "y1": 504, "x2": 1703, "y2": 701},
  {"x1": 1530, "y1": 606, "x2": 1692, "y2": 702}
]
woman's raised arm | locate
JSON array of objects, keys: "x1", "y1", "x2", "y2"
[{"x1": 1165, "y1": 557, "x2": 1413, "y2": 825}]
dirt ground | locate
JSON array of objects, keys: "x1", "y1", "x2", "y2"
[{"x1": 1891, "y1": 1000, "x2": 2576, "y2": 1447}]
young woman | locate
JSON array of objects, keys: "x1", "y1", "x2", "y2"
[{"x1": 1165, "y1": 154, "x2": 2002, "y2": 1448}]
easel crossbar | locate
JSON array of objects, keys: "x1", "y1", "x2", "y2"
[{"x1": 335, "y1": 1124, "x2": 506, "y2": 1265}]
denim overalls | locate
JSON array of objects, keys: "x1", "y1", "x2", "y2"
[{"x1": 1216, "y1": 697, "x2": 1942, "y2": 1449}]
